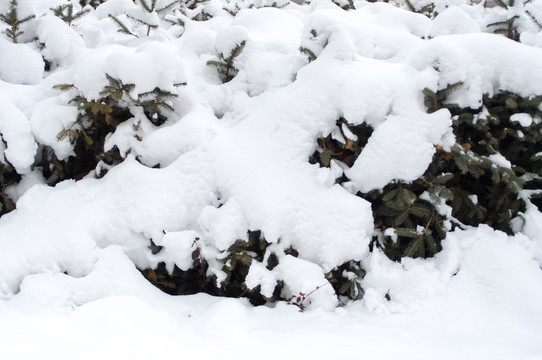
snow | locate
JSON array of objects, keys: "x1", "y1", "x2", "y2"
[
  {"x1": 511, "y1": 112, "x2": 533, "y2": 127},
  {"x1": 489, "y1": 153, "x2": 512, "y2": 169},
  {"x1": 0, "y1": 0, "x2": 541, "y2": 357},
  {"x1": 0, "y1": 97, "x2": 37, "y2": 173},
  {"x1": 0, "y1": 38, "x2": 43, "y2": 84},
  {"x1": 1, "y1": 226, "x2": 542, "y2": 359}
]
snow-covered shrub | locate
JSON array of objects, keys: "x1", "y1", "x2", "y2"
[
  {"x1": 311, "y1": 84, "x2": 542, "y2": 261},
  {"x1": 207, "y1": 39, "x2": 246, "y2": 83},
  {"x1": 0, "y1": 0, "x2": 542, "y2": 313}
]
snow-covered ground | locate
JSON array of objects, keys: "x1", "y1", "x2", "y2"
[{"x1": 1, "y1": 0, "x2": 542, "y2": 358}]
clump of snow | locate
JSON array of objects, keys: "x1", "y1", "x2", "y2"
[
  {"x1": 0, "y1": 38, "x2": 43, "y2": 84},
  {"x1": 409, "y1": 33, "x2": 542, "y2": 108},
  {"x1": 71, "y1": 41, "x2": 186, "y2": 100},
  {"x1": 36, "y1": 15, "x2": 86, "y2": 68},
  {"x1": 428, "y1": 7, "x2": 481, "y2": 37},
  {"x1": 488, "y1": 153, "x2": 512, "y2": 169},
  {"x1": 510, "y1": 112, "x2": 533, "y2": 127},
  {"x1": 30, "y1": 97, "x2": 78, "y2": 161},
  {"x1": 0, "y1": 98, "x2": 37, "y2": 173}
]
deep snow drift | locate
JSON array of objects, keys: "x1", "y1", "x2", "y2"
[{"x1": 0, "y1": 0, "x2": 541, "y2": 358}]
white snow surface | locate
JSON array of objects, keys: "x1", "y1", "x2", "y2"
[{"x1": 0, "y1": 0, "x2": 541, "y2": 357}]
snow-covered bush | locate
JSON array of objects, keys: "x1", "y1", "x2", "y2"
[
  {"x1": 312, "y1": 87, "x2": 542, "y2": 261},
  {"x1": 0, "y1": 0, "x2": 541, "y2": 311}
]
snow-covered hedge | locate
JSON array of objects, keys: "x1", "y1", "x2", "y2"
[{"x1": 0, "y1": 0, "x2": 541, "y2": 310}]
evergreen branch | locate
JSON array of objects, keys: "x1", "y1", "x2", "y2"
[
  {"x1": 394, "y1": 227, "x2": 419, "y2": 239},
  {"x1": 0, "y1": 0, "x2": 36, "y2": 43},
  {"x1": 423, "y1": 231, "x2": 438, "y2": 255},
  {"x1": 494, "y1": 0, "x2": 508, "y2": 8},
  {"x1": 400, "y1": 188, "x2": 417, "y2": 205},
  {"x1": 299, "y1": 47, "x2": 317, "y2": 62},
  {"x1": 488, "y1": 20, "x2": 513, "y2": 28},
  {"x1": 225, "y1": 41, "x2": 246, "y2": 64},
  {"x1": 52, "y1": 4, "x2": 90, "y2": 25},
  {"x1": 385, "y1": 200, "x2": 408, "y2": 212},
  {"x1": 52, "y1": 84, "x2": 76, "y2": 92},
  {"x1": 438, "y1": 82, "x2": 464, "y2": 100},
  {"x1": 79, "y1": 101, "x2": 113, "y2": 115},
  {"x1": 157, "y1": 0, "x2": 180, "y2": 13},
  {"x1": 519, "y1": 96, "x2": 542, "y2": 109},
  {"x1": 16, "y1": 14, "x2": 35, "y2": 25},
  {"x1": 393, "y1": 211, "x2": 410, "y2": 227},
  {"x1": 435, "y1": 173, "x2": 454, "y2": 184},
  {"x1": 382, "y1": 188, "x2": 400, "y2": 202},
  {"x1": 139, "y1": 0, "x2": 157, "y2": 13},
  {"x1": 526, "y1": 10, "x2": 542, "y2": 30},
  {"x1": 404, "y1": 0, "x2": 416, "y2": 12},
  {"x1": 404, "y1": 218, "x2": 432, "y2": 258},
  {"x1": 165, "y1": 17, "x2": 185, "y2": 27},
  {"x1": 223, "y1": 7, "x2": 238, "y2": 16},
  {"x1": 409, "y1": 203, "x2": 434, "y2": 219},
  {"x1": 126, "y1": 14, "x2": 159, "y2": 29},
  {"x1": 108, "y1": 14, "x2": 139, "y2": 37}
]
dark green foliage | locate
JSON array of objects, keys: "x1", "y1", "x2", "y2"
[
  {"x1": 299, "y1": 46, "x2": 317, "y2": 63},
  {"x1": 331, "y1": 0, "x2": 356, "y2": 11},
  {"x1": 48, "y1": 76, "x2": 134, "y2": 182},
  {"x1": 488, "y1": 15, "x2": 520, "y2": 41},
  {"x1": 404, "y1": 0, "x2": 437, "y2": 18},
  {"x1": 218, "y1": 231, "x2": 273, "y2": 303},
  {"x1": 51, "y1": 3, "x2": 90, "y2": 25},
  {"x1": 137, "y1": 87, "x2": 178, "y2": 126},
  {"x1": 423, "y1": 82, "x2": 464, "y2": 113},
  {"x1": 79, "y1": 0, "x2": 106, "y2": 8},
  {"x1": 0, "y1": 153, "x2": 20, "y2": 216},
  {"x1": 421, "y1": 85, "x2": 540, "y2": 230},
  {"x1": 299, "y1": 29, "x2": 325, "y2": 63},
  {"x1": 108, "y1": 14, "x2": 139, "y2": 37},
  {"x1": 363, "y1": 182, "x2": 446, "y2": 261},
  {"x1": 142, "y1": 228, "x2": 370, "y2": 304},
  {"x1": 526, "y1": 10, "x2": 542, "y2": 30},
  {"x1": 310, "y1": 84, "x2": 540, "y2": 262},
  {"x1": 109, "y1": 0, "x2": 179, "y2": 37},
  {"x1": 309, "y1": 118, "x2": 374, "y2": 177},
  {"x1": 141, "y1": 231, "x2": 285, "y2": 305},
  {"x1": 49, "y1": 74, "x2": 181, "y2": 183},
  {"x1": 207, "y1": 41, "x2": 246, "y2": 83},
  {"x1": 326, "y1": 261, "x2": 365, "y2": 301},
  {"x1": 0, "y1": 0, "x2": 35, "y2": 43},
  {"x1": 484, "y1": 0, "x2": 522, "y2": 41}
]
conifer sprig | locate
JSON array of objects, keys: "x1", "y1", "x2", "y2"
[
  {"x1": 52, "y1": 4, "x2": 90, "y2": 25},
  {"x1": 137, "y1": 87, "x2": 178, "y2": 125},
  {"x1": 299, "y1": 47, "x2": 317, "y2": 62},
  {"x1": 0, "y1": 0, "x2": 35, "y2": 43},
  {"x1": 109, "y1": 14, "x2": 139, "y2": 37},
  {"x1": 526, "y1": 10, "x2": 542, "y2": 30},
  {"x1": 207, "y1": 41, "x2": 246, "y2": 83},
  {"x1": 157, "y1": 0, "x2": 181, "y2": 13}
]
